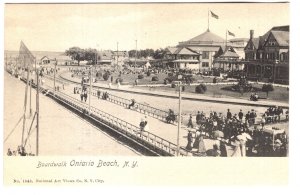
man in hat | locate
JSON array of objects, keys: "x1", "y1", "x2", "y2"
[
  {"x1": 227, "y1": 109, "x2": 232, "y2": 120},
  {"x1": 196, "y1": 111, "x2": 201, "y2": 125},
  {"x1": 238, "y1": 109, "x2": 243, "y2": 121}
]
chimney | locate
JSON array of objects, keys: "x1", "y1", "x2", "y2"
[{"x1": 250, "y1": 30, "x2": 254, "y2": 40}]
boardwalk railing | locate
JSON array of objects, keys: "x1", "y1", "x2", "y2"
[
  {"x1": 52, "y1": 91, "x2": 191, "y2": 156},
  {"x1": 75, "y1": 86, "x2": 176, "y2": 122},
  {"x1": 10, "y1": 70, "x2": 191, "y2": 156}
]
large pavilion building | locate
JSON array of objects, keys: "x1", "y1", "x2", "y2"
[{"x1": 164, "y1": 29, "x2": 248, "y2": 73}]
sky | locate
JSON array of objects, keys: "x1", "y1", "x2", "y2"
[{"x1": 4, "y1": 2, "x2": 289, "y2": 52}]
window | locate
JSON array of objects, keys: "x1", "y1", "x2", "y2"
[
  {"x1": 268, "y1": 39, "x2": 277, "y2": 46},
  {"x1": 202, "y1": 62, "x2": 209, "y2": 67},
  {"x1": 269, "y1": 53, "x2": 275, "y2": 60},
  {"x1": 202, "y1": 51, "x2": 209, "y2": 59}
]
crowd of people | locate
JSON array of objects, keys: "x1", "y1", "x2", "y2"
[
  {"x1": 7, "y1": 146, "x2": 34, "y2": 156},
  {"x1": 181, "y1": 106, "x2": 288, "y2": 157}
]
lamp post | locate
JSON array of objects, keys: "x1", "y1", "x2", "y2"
[
  {"x1": 176, "y1": 74, "x2": 183, "y2": 156},
  {"x1": 89, "y1": 65, "x2": 92, "y2": 115}
]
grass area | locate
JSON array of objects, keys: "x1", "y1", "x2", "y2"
[
  {"x1": 68, "y1": 68, "x2": 288, "y2": 103},
  {"x1": 137, "y1": 83, "x2": 289, "y2": 103},
  {"x1": 86, "y1": 71, "x2": 215, "y2": 85}
]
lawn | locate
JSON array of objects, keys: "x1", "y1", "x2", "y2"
[
  {"x1": 69, "y1": 68, "x2": 288, "y2": 103},
  {"x1": 137, "y1": 83, "x2": 289, "y2": 103}
]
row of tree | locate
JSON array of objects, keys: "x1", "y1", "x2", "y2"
[
  {"x1": 65, "y1": 47, "x2": 168, "y2": 66},
  {"x1": 128, "y1": 48, "x2": 166, "y2": 59},
  {"x1": 65, "y1": 47, "x2": 97, "y2": 65}
]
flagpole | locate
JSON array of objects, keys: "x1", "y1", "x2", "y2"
[
  {"x1": 226, "y1": 29, "x2": 228, "y2": 49},
  {"x1": 208, "y1": 9, "x2": 210, "y2": 31},
  {"x1": 21, "y1": 55, "x2": 30, "y2": 147}
]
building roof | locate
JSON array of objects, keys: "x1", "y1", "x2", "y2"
[
  {"x1": 113, "y1": 51, "x2": 128, "y2": 56},
  {"x1": 271, "y1": 25, "x2": 289, "y2": 32},
  {"x1": 229, "y1": 38, "x2": 249, "y2": 42},
  {"x1": 252, "y1": 38, "x2": 260, "y2": 49},
  {"x1": 175, "y1": 47, "x2": 199, "y2": 55},
  {"x1": 187, "y1": 29, "x2": 225, "y2": 43},
  {"x1": 220, "y1": 51, "x2": 240, "y2": 58},
  {"x1": 173, "y1": 59, "x2": 199, "y2": 63},
  {"x1": 271, "y1": 30, "x2": 289, "y2": 46},
  {"x1": 188, "y1": 46, "x2": 220, "y2": 52},
  {"x1": 166, "y1": 47, "x2": 178, "y2": 54}
]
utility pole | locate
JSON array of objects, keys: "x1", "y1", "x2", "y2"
[
  {"x1": 177, "y1": 80, "x2": 182, "y2": 156},
  {"x1": 35, "y1": 58, "x2": 39, "y2": 156},
  {"x1": 29, "y1": 78, "x2": 32, "y2": 117},
  {"x1": 135, "y1": 40, "x2": 137, "y2": 68},
  {"x1": 117, "y1": 42, "x2": 119, "y2": 67},
  {"x1": 54, "y1": 58, "x2": 57, "y2": 96}
]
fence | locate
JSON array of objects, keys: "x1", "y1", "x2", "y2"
[
  {"x1": 12, "y1": 70, "x2": 191, "y2": 156},
  {"x1": 75, "y1": 86, "x2": 176, "y2": 122}
]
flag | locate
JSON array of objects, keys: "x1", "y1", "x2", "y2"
[
  {"x1": 210, "y1": 11, "x2": 219, "y2": 19},
  {"x1": 19, "y1": 41, "x2": 35, "y2": 69},
  {"x1": 228, "y1": 30, "x2": 235, "y2": 37}
]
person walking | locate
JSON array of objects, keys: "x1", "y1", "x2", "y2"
[
  {"x1": 97, "y1": 90, "x2": 101, "y2": 99},
  {"x1": 80, "y1": 91, "x2": 84, "y2": 102},
  {"x1": 139, "y1": 118, "x2": 145, "y2": 131},
  {"x1": 186, "y1": 130, "x2": 193, "y2": 151},
  {"x1": 238, "y1": 109, "x2": 243, "y2": 121},
  {"x1": 227, "y1": 109, "x2": 232, "y2": 119},
  {"x1": 193, "y1": 130, "x2": 201, "y2": 149},
  {"x1": 187, "y1": 114, "x2": 193, "y2": 128},
  {"x1": 84, "y1": 90, "x2": 88, "y2": 102},
  {"x1": 196, "y1": 111, "x2": 201, "y2": 125}
]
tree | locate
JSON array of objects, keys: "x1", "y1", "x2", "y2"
[
  {"x1": 84, "y1": 48, "x2": 97, "y2": 65},
  {"x1": 153, "y1": 48, "x2": 166, "y2": 59},
  {"x1": 65, "y1": 47, "x2": 85, "y2": 66},
  {"x1": 262, "y1": 84, "x2": 274, "y2": 97}
]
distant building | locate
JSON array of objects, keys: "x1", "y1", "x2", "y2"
[
  {"x1": 40, "y1": 56, "x2": 56, "y2": 65},
  {"x1": 112, "y1": 51, "x2": 128, "y2": 66},
  {"x1": 39, "y1": 55, "x2": 74, "y2": 66},
  {"x1": 213, "y1": 38, "x2": 249, "y2": 73},
  {"x1": 97, "y1": 50, "x2": 113, "y2": 65},
  {"x1": 164, "y1": 29, "x2": 248, "y2": 72},
  {"x1": 243, "y1": 25, "x2": 289, "y2": 84}
]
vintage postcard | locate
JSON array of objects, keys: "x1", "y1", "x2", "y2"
[{"x1": 3, "y1": 1, "x2": 291, "y2": 186}]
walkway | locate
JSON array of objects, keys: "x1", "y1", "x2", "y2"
[{"x1": 60, "y1": 71, "x2": 289, "y2": 108}]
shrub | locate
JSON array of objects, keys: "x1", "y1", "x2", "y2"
[
  {"x1": 165, "y1": 77, "x2": 173, "y2": 83},
  {"x1": 182, "y1": 85, "x2": 185, "y2": 92},
  {"x1": 213, "y1": 77, "x2": 217, "y2": 83},
  {"x1": 168, "y1": 72, "x2": 173, "y2": 77},
  {"x1": 262, "y1": 84, "x2": 274, "y2": 97},
  {"x1": 147, "y1": 71, "x2": 151, "y2": 77},
  {"x1": 152, "y1": 76, "x2": 159, "y2": 81},
  {"x1": 115, "y1": 78, "x2": 123, "y2": 83},
  {"x1": 171, "y1": 83, "x2": 176, "y2": 88},
  {"x1": 195, "y1": 84, "x2": 207, "y2": 94},
  {"x1": 138, "y1": 74, "x2": 144, "y2": 79},
  {"x1": 103, "y1": 72, "x2": 110, "y2": 81}
]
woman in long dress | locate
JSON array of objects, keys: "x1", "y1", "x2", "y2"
[
  {"x1": 231, "y1": 140, "x2": 242, "y2": 157},
  {"x1": 193, "y1": 130, "x2": 201, "y2": 149},
  {"x1": 186, "y1": 131, "x2": 193, "y2": 151}
]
